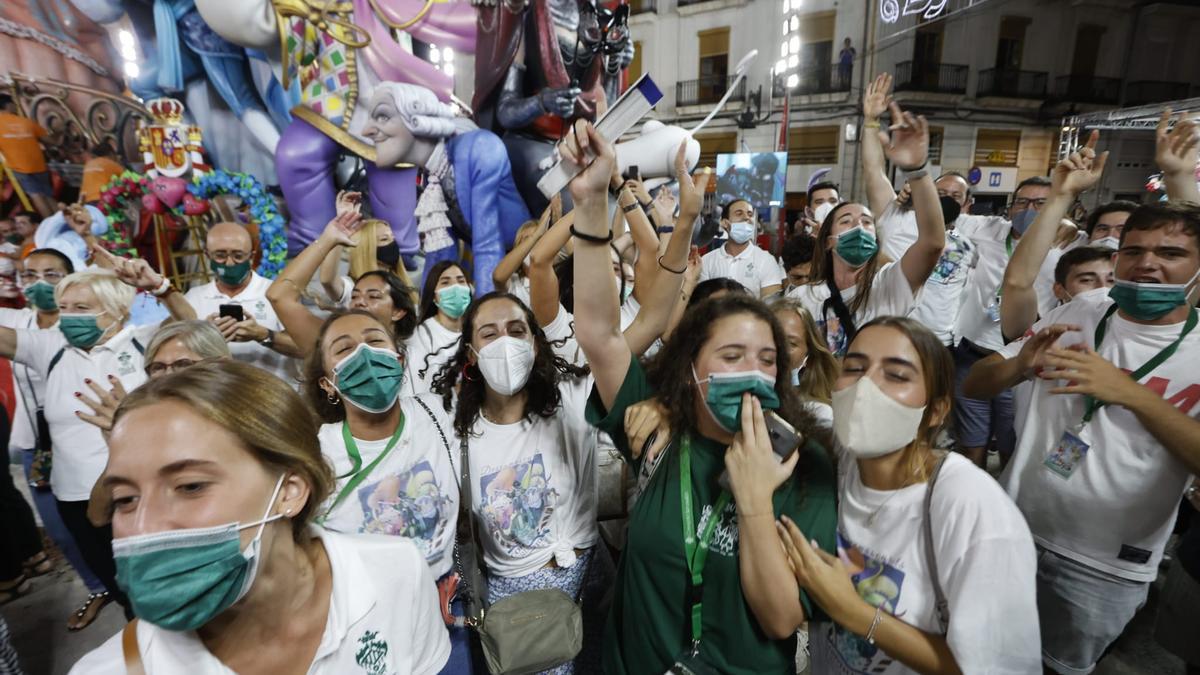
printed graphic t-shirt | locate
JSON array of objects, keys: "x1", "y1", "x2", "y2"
[{"x1": 788, "y1": 262, "x2": 917, "y2": 356}]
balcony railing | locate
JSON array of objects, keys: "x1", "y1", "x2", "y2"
[
  {"x1": 772, "y1": 63, "x2": 854, "y2": 97},
  {"x1": 1125, "y1": 80, "x2": 1191, "y2": 106},
  {"x1": 1054, "y1": 75, "x2": 1121, "y2": 104},
  {"x1": 676, "y1": 74, "x2": 745, "y2": 107},
  {"x1": 894, "y1": 61, "x2": 968, "y2": 95},
  {"x1": 976, "y1": 68, "x2": 1047, "y2": 99},
  {"x1": 628, "y1": 0, "x2": 657, "y2": 14}
]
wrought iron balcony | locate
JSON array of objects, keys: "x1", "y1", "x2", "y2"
[
  {"x1": 676, "y1": 74, "x2": 745, "y2": 107},
  {"x1": 1054, "y1": 75, "x2": 1121, "y2": 104},
  {"x1": 772, "y1": 64, "x2": 854, "y2": 97},
  {"x1": 894, "y1": 61, "x2": 969, "y2": 95},
  {"x1": 1125, "y1": 80, "x2": 1191, "y2": 106},
  {"x1": 976, "y1": 68, "x2": 1047, "y2": 99}
]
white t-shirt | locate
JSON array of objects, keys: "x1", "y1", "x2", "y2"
[
  {"x1": 403, "y1": 319, "x2": 461, "y2": 396},
  {"x1": 996, "y1": 290, "x2": 1200, "y2": 581},
  {"x1": 542, "y1": 305, "x2": 586, "y2": 367},
  {"x1": 506, "y1": 275, "x2": 532, "y2": 309},
  {"x1": 0, "y1": 308, "x2": 48, "y2": 450},
  {"x1": 184, "y1": 273, "x2": 298, "y2": 386},
  {"x1": 811, "y1": 451, "x2": 1040, "y2": 674},
  {"x1": 335, "y1": 274, "x2": 354, "y2": 309},
  {"x1": 15, "y1": 324, "x2": 154, "y2": 500},
  {"x1": 69, "y1": 528, "x2": 450, "y2": 675},
  {"x1": 949, "y1": 216, "x2": 1012, "y2": 350},
  {"x1": 465, "y1": 376, "x2": 599, "y2": 577},
  {"x1": 877, "y1": 203, "x2": 980, "y2": 346},
  {"x1": 802, "y1": 400, "x2": 833, "y2": 430},
  {"x1": 787, "y1": 262, "x2": 918, "y2": 357},
  {"x1": 317, "y1": 395, "x2": 460, "y2": 579},
  {"x1": 698, "y1": 242, "x2": 784, "y2": 294}
]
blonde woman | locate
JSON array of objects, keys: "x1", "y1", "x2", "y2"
[{"x1": 319, "y1": 192, "x2": 418, "y2": 309}]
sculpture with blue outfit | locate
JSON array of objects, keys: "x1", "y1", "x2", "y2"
[{"x1": 364, "y1": 82, "x2": 530, "y2": 296}]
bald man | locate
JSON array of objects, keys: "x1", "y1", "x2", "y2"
[{"x1": 184, "y1": 223, "x2": 301, "y2": 384}]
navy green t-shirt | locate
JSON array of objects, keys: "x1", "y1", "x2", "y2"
[{"x1": 586, "y1": 356, "x2": 837, "y2": 674}]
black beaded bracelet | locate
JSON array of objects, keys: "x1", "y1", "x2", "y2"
[{"x1": 570, "y1": 225, "x2": 614, "y2": 244}]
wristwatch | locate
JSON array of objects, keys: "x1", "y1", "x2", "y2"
[{"x1": 259, "y1": 329, "x2": 275, "y2": 347}]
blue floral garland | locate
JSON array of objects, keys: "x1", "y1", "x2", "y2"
[{"x1": 189, "y1": 170, "x2": 288, "y2": 278}]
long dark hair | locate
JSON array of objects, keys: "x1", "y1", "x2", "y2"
[
  {"x1": 356, "y1": 270, "x2": 418, "y2": 340},
  {"x1": 807, "y1": 202, "x2": 883, "y2": 316},
  {"x1": 302, "y1": 310, "x2": 399, "y2": 424},
  {"x1": 644, "y1": 294, "x2": 826, "y2": 450},
  {"x1": 431, "y1": 292, "x2": 588, "y2": 437},
  {"x1": 419, "y1": 261, "x2": 470, "y2": 323}
]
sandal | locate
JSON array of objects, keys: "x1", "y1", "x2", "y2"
[
  {"x1": 0, "y1": 576, "x2": 30, "y2": 606},
  {"x1": 67, "y1": 591, "x2": 112, "y2": 632},
  {"x1": 22, "y1": 552, "x2": 53, "y2": 577}
]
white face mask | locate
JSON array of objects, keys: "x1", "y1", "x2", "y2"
[
  {"x1": 1092, "y1": 236, "x2": 1119, "y2": 251},
  {"x1": 812, "y1": 202, "x2": 835, "y2": 224},
  {"x1": 472, "y1": 336, "x2": 534, "y2": 396},
  {"x1": 832, "y1": 375, "x2": 926, "y2": 458}
]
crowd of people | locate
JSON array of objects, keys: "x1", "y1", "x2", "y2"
[{"x1": 0, "y1": 75, "x2": 1198, "y2": 675}]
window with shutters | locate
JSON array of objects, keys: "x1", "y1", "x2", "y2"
[
  {"x1": 698, "y1": 27, "x2": 730, "y2": 99},
  {"x1": 788, "y1": 126, "x2": 839, "y2": 165},
  {"x1": 697, "y1": 132, "x2": 737, "y2": 168},
  {"x1": 973, "y1": 129, "x2": 1021, "y2": 166}
]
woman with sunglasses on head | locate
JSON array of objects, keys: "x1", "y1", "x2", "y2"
[
  {"x1": 317, "y1": 191, "x2": 419, "y2": 310},
  {"x1": 70, "y1": 360, "x2": 449, "y2": 674},
  {"x1": 268, "y1": 212, "x2": 419, "y2": 359},
  {"x1": 789, "y1": 101, "x2": 945, "y2": 358},
  {"x1": 778, "y1": 317, "x2": 1038, "y2": 674},
  {"x1": 300, "y1": 306, "x2": 468, "y2": 670},
  {"x1": 567, "y1": 119, "x2": 837, "y2": 674}
]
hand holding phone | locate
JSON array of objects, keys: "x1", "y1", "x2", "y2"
[{"x1": 218, "y1": 304, "x2": 244, "y2": 322}]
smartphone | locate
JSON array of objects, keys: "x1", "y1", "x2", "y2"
[
  {"x1": 622, "y1": 165, "x2": 641, "y2": 182},
  {"x1": 218, "y1": 304, "x2": 244, "y2": 322},
  {"x1": 718, "y1": 411, "x2": 803, "y2": 492}
]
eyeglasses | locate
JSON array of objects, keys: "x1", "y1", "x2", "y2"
[
  {"x1": 145, "y1": 358, "x2": 201, "y2": 377},
  {"x1": 19, "y1": 271, "x2": 65, "y2": 285},
  {"x1": 1011, "y1": 198, "x2": 1048, "y2": 210},
  {"x1": 208, "y1": 250, "x2": 252, "y2": 264}
]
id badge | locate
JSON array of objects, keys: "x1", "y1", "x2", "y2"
[
  {"x1": 1043, "y1": 426, "x2": 1090, "y2": 479},
  {"x1": 667, "y1": 652, "x2": 721, "y2": 675}
]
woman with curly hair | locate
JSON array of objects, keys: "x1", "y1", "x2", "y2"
[
  {"x1": 405, "y1": 260, "x2": 471, "y2": 395},
  {"x1": 430, "y1": 291, "x2": 607, "y2": 674}
]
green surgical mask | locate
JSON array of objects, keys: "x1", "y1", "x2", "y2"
[
  {"x1": 835, "y1": 226, "x2": 878, "y2": 267},
  {"x1": 113, "y1": 475, "x2": 284, "y2": 631},
  {"x1": 332, "y1": 343, "x2": 405, "y2": 413},
  {"x1": 23, "y1": 280, "x2": 57, "y2": 311},
  {"x1": 436, "y1": 284, "x2": 471, "y2": 319},
  {"x1": 694, "y1": 367, "x2": 781, "y2": 433},
  {"x1": 1109, "y1": 269, "x2": 1200, "y2": 321},
  {"x1": 210, "y1": 258, "x2": 252, "y2": 287},
  {"x1": 59, "y1": 312, "x2": 108, "y2": 349}
]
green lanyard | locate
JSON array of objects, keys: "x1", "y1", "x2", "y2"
[
  {"x1": 995, "y1": 234, "x2": 1015, "y2": 301},
  {"x1": 679, "y1": 435, "x2": 731, "y2": 654},
  {"x1": 1081, "y1": 305, "x2": 1198, "y2": 426},
  {"x1": 326, "y1": 418, "x2": 406, "y2": 514}
]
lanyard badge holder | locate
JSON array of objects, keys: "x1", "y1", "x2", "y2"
[
  {"x1": 1043, "y1": 306, "x2": 1197, "y2": 479},
  {"x1": 667, "y1": 436, "x2": 729, "y2": 675},
  {"x1": 986, "y1": 235, "x2": 1015, "y2": 323}
]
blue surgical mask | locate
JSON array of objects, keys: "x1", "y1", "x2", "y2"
[
  {"x1": 729, "y1": 220, "x2": 755, "y2": 245},
  {"x1": 834, "y1": 226, "x2": 878, "y2": 267},
  {"x1": 694, "y1": 367, "x2": 781, "y2": 433},
  {"x1": 113, "y1": 475, "x2": 285, "y2": 631},
  {"x1": 1010, "y1": 208, "x2": 1038, "y2": 236},
  {"x1": 1108, "y1": 269, "x2": 1200, "y2": 321}
]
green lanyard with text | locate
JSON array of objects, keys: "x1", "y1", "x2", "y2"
[
  {"x1": 1080, "y1": 305, "x2": 1198, "y2": 426},
  {"x1": 994, "y1": 234, "x2": 1015, "y2": 302},
  {"x1": 327, "y1": 418, "x2": 406, "y2": 514},
  {"x1": 679, "y1": 435, "x2": 731, "y2": 655}
]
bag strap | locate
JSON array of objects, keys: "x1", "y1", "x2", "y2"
[
  {"x1": 131, "y1": 338, "x2": 145, "y2": 354},
  {"x1": 122, "y1": 620, "x2": 144, "y2": 675},
  {"x1": 821, "y1": 275, "x2": 857, "y2": 347},
  {"x1": 46, "y1": 347, "x2": 66, "y2": 378},
  {"x1": 411, "y1": 397, "x2": 456, "y2": 477},
  {"x1": 455, "y1": 432, "x2": 487, "y2": 620},
  {"x1": 922, "y1": 452, "x2": 951, "y2": 632}
]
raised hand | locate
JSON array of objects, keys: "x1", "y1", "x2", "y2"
[
  {"x1": 62, "y1": 203, "x2": 94, "y2": 237},
  {"x1": 564, "y1": 119, "x2": 617, "y2": 204},
  {"x1": 74, "y1": 374, "x2": 128, "y2": 434},
  {"x1": 675, "y1": 140, "x2": 712, "y2": 217},
  {"x1": 1052, "y1": 129, "x2": 1109, "y2": 198},
  {"x1": 320, "y1": 210, "x2": 365, "y2": 248},
  {"x1": 335, "y1": 190, "x2": 363, "y2": 217},
  {"x1": 863, "y1": 73, "x2": 892, "y2": 121},
  {"x1": 1016, "y1": 324, "x2": 1081, "y2": 378},
  {"x1": 1155, "y1": 109, "x2": 1199, "y2": 176},
  {"x1": 91, "y1": 243, "x2": 165, "y2": 291},
  {"x1": 878, "y1": 101, "x2": 929, "y2": 171}
]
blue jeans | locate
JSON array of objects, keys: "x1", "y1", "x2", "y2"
[
  {"x1": 19, "y1": 449, "x2": 104, "y2": 592},
  {"x1": 952, "y1": 340, "x2": 1015, "y2": 456},
  {"x1": 438, "y1": 575, "x2": 473, "y2": 675}
]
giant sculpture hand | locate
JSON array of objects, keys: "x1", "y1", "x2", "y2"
[
  {"x1": 364, "y1": 82, "x2": 530, "y2": 295},
  {"x1": 195, "y1": 0, "x2": 476, "y2": 257}
]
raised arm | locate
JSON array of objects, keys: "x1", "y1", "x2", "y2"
[
  {"x1": 493, "y1": 205, "x2": 551, "y2": 290},
  {"x1": 622, "y1": 180, "x2": 660, "y2": 305},
  {"x1": 1001, "y1": 131, "x2": 1107, "y2": 340},
  {"x1": 568, "y1": 121, "x2": 629, "y2": 408},
  {"x1": 622, "y1": 143, "x2": 710, "y2": 356},
  {"x1": 91, "y1": 244, "x2": 196, "y2": 322},
  {"x1": 1156, "y1": 109, "x2": 1200, "y2": 204},
  {"x1": 528, "y1": 197, "x2": 573, "y2": 328},
  {"x1": 267, "y1": 212, "x2": 364, "y2": 355},
  {"x1": 861, "y1": 73, "x2": 898, "y2": 217},
  {"x1": 880, "y1": 102, "x2": 945, "y2": 292}
]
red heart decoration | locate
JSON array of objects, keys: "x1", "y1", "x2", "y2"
[
  {"x1": 149, "y1": 176, "x2": 188, "y2": 208},
  {"x1": 142, "y1": 193, "x2": 166, "y2": 214},
  {"x1": 182, "y1": 193, "x2": 209, "y2": 216}
]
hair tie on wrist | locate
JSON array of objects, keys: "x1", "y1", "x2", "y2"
[
  {"x1": 570, "y1": 225, "x2": 614, "y2": 244},
  {"x1": 621, "y1": 202, "x2": 640, "y2": 214},
  {"x1": 657, "y1": 256, "x2": 687, "y2": 274}
]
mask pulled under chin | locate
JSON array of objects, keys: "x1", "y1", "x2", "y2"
[
  {"x1": 473, "y1": 336, "x2": 535, "y2": 396},
  {"x1": 831, "y1": 376, "x2": 926, "y2": 458}
]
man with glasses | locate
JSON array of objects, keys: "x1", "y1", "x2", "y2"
[
  {"x1": 951, "y1": 175, "x2": 1053, "y2": 468},
  {"x1": 184, "y1": 223, "x2": 301, "y2": 384}
]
